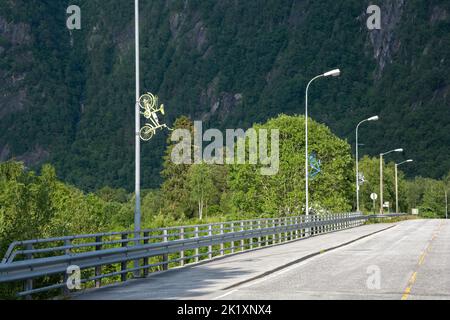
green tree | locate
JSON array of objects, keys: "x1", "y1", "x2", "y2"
[
  {"x1": 0, "y1": 162, "x2": 56, "y2": 254},
  {"x1": 420, "y1": 179, "x2": 446, "y2": 218},
  {"x1": 160, "y1": 116, "x2": 195, "y2": 219},
  {"x1": 229, "y1": 115, "x2": 354, "y2": 217},
  {"x1": 141, "y1": 189, "x2": 164, "y2": 226},
  {"x1": 358, "y1": 156, "x2": 409, "y2": 214},
  {"x1": 95, "y1": 186, "x2": 129, "y2": 203},
  {"x1": 187, "y1": 163, "x2": 217, "y2": 220}
]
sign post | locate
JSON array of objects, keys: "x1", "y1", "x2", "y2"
[{"x1": 371, "y1": 193, "x2": 378, "y2": 214}]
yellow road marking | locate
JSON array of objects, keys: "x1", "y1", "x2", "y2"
[
  {"x1": 402, "y1": 272, "x2": 417, "y2": 300},
  {"x1": 401, "y1": 221, "x2": 446, "y2": 300},
  {"x1": 418, "y1": 253, "x2": 426, "y2": 265}
]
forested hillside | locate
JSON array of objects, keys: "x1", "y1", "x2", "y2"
[{"x1": 0, "y1": 0, "x2": 449, "y2": 191}]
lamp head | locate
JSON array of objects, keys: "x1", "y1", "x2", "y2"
[
  {"x1": 407, "y1": 159, "x2": 414, "y2": 163},
  {"x1": 395, "y1": 148, "x2": 404, "y2": 153},
  {"x1": 368, "y1": 116, "x2": 379, "y2": 121},
  {"x1": 323, "y1": 69, "x2": 341, "y2": 77}
]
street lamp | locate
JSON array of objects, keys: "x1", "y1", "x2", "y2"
[
  {"x1": 355, "y1": 115, "x2": 379, "y2": 212},
  {"x1": 446, "y1": 190, "x2": 448, "y2": 220},
  {"x1": 395, "y1": 159, "x2": 413, "y2": 213},
  {"x1": 134, "y1": 0, "x2": 141, "y2": 276},
  {"x1": 379, "y1": 148, "x2": 403, "y2": 214},
  {"x1": 305, "y1": 69, "x2": 341, "y2": 216}
]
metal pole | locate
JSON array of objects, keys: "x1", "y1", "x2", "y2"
[
  {"x1": 395, "y1": 164, "x2": 399, "y2": 214},
  {"x1": 134, "y1": 0, "x2": 141, "y2": 276},
  {"x1": 305, "y1": 82, "x2": 309, "y2": 216},
  {"x1": 395, "y1": 159, "x2": 413, "y2": 215},
  {"x1": 446, "y1": 190, "x2": 448, "y2": 220},
  {"x1": 356, "y1": 124, "x2": 360, "y2": 212},
  {"x1": 305, "y1": 75, "x2": 322, "y2": 216},
  {"x1": 380, "y1": 154, "x2": 383, "y2": 214}
]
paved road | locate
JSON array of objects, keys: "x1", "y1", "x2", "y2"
[{"x1": 74, "y1": 219, "x2": 449, "y2": 300}]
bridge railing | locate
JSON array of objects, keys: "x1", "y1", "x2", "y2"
[{"x1": 0, "y1": 213, "x2": 404, "y2": 298}]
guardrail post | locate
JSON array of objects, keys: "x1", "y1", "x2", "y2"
[
  {"x1": 300, "y1": 216, "x2": 304, "y2": 238},
  {"x1": 308, "y1": 216, "x2": 311, "y2": 236},
  {"x1": 258, "y1": 220, "x2": 262, "y2": 248},
  {"x1": 121, "y1": 234, "x2": 128, "y2": 282},
  {"x1": 63, "y1": 239, "x2": 72, "y2": 296},
  {"x1": 278, "y1": 218, "x2": 282, "y2": 243},
  {"x1": 289, "y1": 217, "x2": 295, "y2": 241},
  {"x1": 287, "y1": 217, "x2": 291, "y2": 241},
  {"x1": 143, "y1": 232, "x2": 149, "y2": 277},
  {"x1": 284, "y1": 217, "x2": 288, "y2": 242},
  {"x1": 95, "y1": 236, "x2": 102, "y2": 287},
  {"x1": 240, "y1": 221, "x2": 245, "y2": 251},
  {"x1": 208, "y1": 225, "x2": 213, "y2": 260},
  {"x1": 316, "y1": 216, "x2": 320, "y2": 234},
  {"x1": 265, "y1": 220, "x2": 269, "y2": 246},
  {"x1": 319, "y1": 216, "x2": 322, "y2": 234},
  {"x1": 220, "y1": 224, "x2": 224, "y2": 256},
  {"x1": 321, "y1": 215, "x2": 324, "y2": 234},
  {"x1": 180, "y1": 228, "x2": 185, "y2": 266},
  {"x1": 231, "y1": 223, "x2": 235, "y2": 254},
  {"x1": 272, "y1": 219, "x2": 276, "y2": 244},
  {"x1": 249, "y1": 221, "x2": 254, "y2": 250},
  {"x1": 163, "y1": 229, "x2": 169, "y2": 271},
  {"x1": 195, "y1": 227, "x2": 200, "y2": 263},
  {"x1": 24, "y1": 243, "x2": 33, "y2": 300},
  {"x1": 319, "y1": 216, "x2": 323, "y2": 234}
]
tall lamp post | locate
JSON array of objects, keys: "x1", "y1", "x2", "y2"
[
  {"x1": 305, "y1": 69, "x2": 341, "y2": 216},
  {"x1": 395, "y1": 159, "x2": 413, "y2": 213},
  {"x1": 134, "y1": 0, "x2": 141, "y2": 275},
  {"x1": 379, "y1": 148, "x2": 403, "y2": 214},
  {"x1": 445, "y1": 190, "x2": 448, "y2": 220},
  {"x1": 355, "y1": 115, "x2": 379, "y2": 212}
]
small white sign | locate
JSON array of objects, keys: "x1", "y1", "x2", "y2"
[
  {"x1": 383, "y1": 202, "x2": 390, "y2": 208},
  {"x1": 412, "y1": 208, "x2": 419, "y2": 215},
  {"x1": 370, "y1": 193, "x2": 378, "y2": 201}
]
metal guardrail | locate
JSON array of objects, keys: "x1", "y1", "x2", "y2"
[{"x1": 0, "y1": 213, "x2": 405, "y2": 298}]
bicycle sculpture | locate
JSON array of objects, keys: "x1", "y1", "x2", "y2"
[
  {"x1": 139, "y1": 93, "x2": 171, "y2": 141},
  {"x1": 309, "y1": 153, "x2": 322, "y2": 179}
]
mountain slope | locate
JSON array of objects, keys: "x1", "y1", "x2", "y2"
[{"x1": 0, "y1": 0, "x2": 449, "y2": 191}]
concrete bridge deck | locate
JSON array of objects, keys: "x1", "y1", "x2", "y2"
[{"x1": 73, "y1": 220, "x2": 450, "y2": 300}]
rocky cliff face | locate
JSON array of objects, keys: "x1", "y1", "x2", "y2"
[
  {"x1": 365, "y1": 0, "x2": 405, "y2": 77},
  {"x1": 0, "y1": 16, "x2": 31, "y2": 120}
]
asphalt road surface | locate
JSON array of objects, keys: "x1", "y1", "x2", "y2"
[{"x1": 74, "y1": 219, "x2": 449, "y2": 300}]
